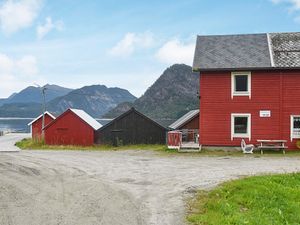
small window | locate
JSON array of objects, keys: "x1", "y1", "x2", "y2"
[
  {"x1": 231, "y1": 72, "x2": 251, "y2": 98},
  {"x1": 235, "y1": 75, "x2": 248, "y2": 92},
  {"x1": 291, "y1": 115, "x2": 300, "y2": 141},
  {"x1": 234, "y1": 117, "x2": 248, "y2": 134},
  {"x1": 231, "y1": 113, "x2": 251, "y2": 140}
]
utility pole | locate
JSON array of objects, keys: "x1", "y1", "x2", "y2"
[
  {"x1": 35, "y1": 84, "x2": 47, "y2": 137},
  {"x1": 41, "y1": 86, "x2": 47, "y2": 137}
]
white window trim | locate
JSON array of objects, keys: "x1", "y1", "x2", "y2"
[
  {"x1": 231, "y1": 72, "x2": 251, "y2": 99},
  {"x1": 290, "y1": 115, "x2": 300, "y2": 141},
  {"x1": 231, "y1": 113, "x2": 251, "y2": 141}
]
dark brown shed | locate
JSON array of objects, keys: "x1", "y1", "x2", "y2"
[{"x1": 95, "y1": 108, "x2": 168, "y2": 145}]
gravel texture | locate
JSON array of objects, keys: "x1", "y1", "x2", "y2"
[{"x1": 1, "y1": 134, "x2": 300, "y2": 225}]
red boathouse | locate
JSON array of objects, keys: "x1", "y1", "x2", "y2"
[
  {"x1": 193, "y1": 32, "x2": 300, "y2": 150},
  {"x1": 44, "y1": 108, "x2": 102, "y2": 146},
  {"x1": 28, "y1": 111, "x2": 56, "y2": 140}
]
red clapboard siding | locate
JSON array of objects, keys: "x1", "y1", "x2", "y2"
[
  {"x1": 32, "y1": 114, "x2": 55, "y2": 140},
  {"x1": 44, "y1": 110, "x2": 95, "y2": 146},
  {"x1": 199, "y1": 70, "x2": 300, "y2": 150},
  {"x1": 179, "y1": 115, "x2": 199, "y2": 130}
]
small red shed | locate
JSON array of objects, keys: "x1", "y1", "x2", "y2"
[
  {"x1": 44, "y1": 108, "x2": 102, "y2": 146},
  {"x1": 169, "y1": 109, "x2": 199, "y2": 130},
  {"x1": 169, "y1": 109, "x2": 199, "y2": 142},
  {"x1": 28, "y1": 111, "x2": 56, "y2": 140}
]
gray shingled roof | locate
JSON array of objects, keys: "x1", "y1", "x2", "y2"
[
  {"x1": 169, "y1": 109, "x2": 199, "y2": 130},
  {"x1": 270, "y1": 33, "x2": 300, "y2": 67},
  {"x1": 193, "y1": 32, "x2": 300, "y2": 71}
]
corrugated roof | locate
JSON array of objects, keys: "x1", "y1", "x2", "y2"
[
  {"x1": 70, "y1": 108, "x2": 102, "y2": 130},
  {"x1": 28, "y1": 111, "x2": 56, "y2": 126},
  {"x1": 169, "y1": 109, "x2": 199, "y2": 129},
  {"x1": 193, "y1": 32, "x2": 300, "y2": 71}
]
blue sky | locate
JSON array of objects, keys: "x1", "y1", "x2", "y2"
[{"x1": 0, "y1": 0, "x2": 299, "y2": 98}]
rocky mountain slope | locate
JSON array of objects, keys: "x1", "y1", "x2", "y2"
[
  {"x1": 0, "y1": 84, "x2": 73, "y2": 106},
  {"x1": 47, "y1": 85, "x2": 136, "y2": 117},
  {"x1": 0, "y1": 85, "x2": 136, "y2": 118},
  {"x1": 104, "y1": 64, "x2": 199, "y2": 120}
]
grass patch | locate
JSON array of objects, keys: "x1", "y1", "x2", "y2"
[
  {"x1": 15, "y1": 138, "x2": 168, "y2": 151},
  {"x1": 187, "y1": 173, "x2": 300, "y2": 225},
  {"x1": 15, "y1": 138, "x2": 300, "y2": 156}
]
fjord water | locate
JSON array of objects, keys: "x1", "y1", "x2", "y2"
[
  {"x1": 0, "y1": 118, "x2": 32, "y2": 133},
  {"x1": 0, "y1": 118, "x2": 112, "y2": 133}
]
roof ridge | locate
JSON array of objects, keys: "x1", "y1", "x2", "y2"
[{"x1": 267, "y1": 33, "x2": 275, "y2": 67}]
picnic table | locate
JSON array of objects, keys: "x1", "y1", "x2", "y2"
[{"x1": 257, "y1": 140, "x2": 287, "y2": 154}]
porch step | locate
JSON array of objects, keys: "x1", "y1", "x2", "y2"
[{"x1": 178, "y1": 145, "x2": 202, "y2": 153}]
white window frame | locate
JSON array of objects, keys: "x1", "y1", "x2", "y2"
[
  {"x1": 231, "y1": 71, "x2": 251, "y2": 99},
  {"x1": 231, "y1": 113, "x2": 251, "y2": 140},
  {"x1": 290, "y1": 115, "x2": 300, "y2": 141}
]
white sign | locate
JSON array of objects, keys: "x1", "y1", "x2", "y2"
[{"x1": 260, "y1": 110, "x2": 271, "y2": 117}]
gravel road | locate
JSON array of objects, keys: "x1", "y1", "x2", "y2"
[{"x1": 1, "y1": 134, "x2": 300, "y2": 225}]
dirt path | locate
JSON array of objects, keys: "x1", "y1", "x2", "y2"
[{"x1": 1, "y1": 134, "x2": 300, "y2": 225}]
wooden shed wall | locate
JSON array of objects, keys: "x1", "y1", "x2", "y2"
[
  {"x1": 179, "y1": 114, "x2": 199, "y2": 130},
  {"x1": 32, "y1": 114, "x2": 54, "y2": 140},
  {"x1": 96, "y1": 110, "x2": 167, "y2": 145},
  {"x1": 44, "y1": 110, "x2": 95, "y2": 146}
]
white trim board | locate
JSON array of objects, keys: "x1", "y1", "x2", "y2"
[
  {"x1": 231, "y1": 113, "x2": 251, "y2": 141},
  {"x1": 267, "y1": 33, "x2": 275, "y2": 67},
  {"x1": 231, "y1": 71, "x2": 251, "y2": 99},
  {"x1": 290, "y1": 115, "x2": 300, "y2": 141}
]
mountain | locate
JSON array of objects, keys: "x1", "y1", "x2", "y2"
[
  {"x1": 0, "y1": 102, "x2": 43, "y2": 118},
  {"x1": 4, "y1": 84, "x2": 73, "y2": 105},
  {"x1": 47, "y1": 85, "x2": 137, "y2": 117},
  {"x1": 0, "y1": 99, "x2": 5, "y2": 106},
  {"x1": 0, "y1": 84, "x2": 73, "y2": 107},
  {"x1": 104, "y1": 64, "x2": 199, "y2": 120},
  {"x1": 0, "y1": 85, "x2": 136, "y2": 118}
]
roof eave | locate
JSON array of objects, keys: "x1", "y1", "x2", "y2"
[{"x1": 193, "y1": 66, "x2": 300, "y2": 72}]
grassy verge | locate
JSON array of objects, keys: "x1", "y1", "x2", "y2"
[
  {"x1": 15, "y1": 138, "x2": 300, "y2": 156},
  {"x1": 187, "y1": 173, "x2": 300, "y2": 225},
  {"x1": 15, "y1": 138, "x2": 169, "y2": 151}
]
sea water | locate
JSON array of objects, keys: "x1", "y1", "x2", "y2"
[
  {"x1": 0, "y1": 118, "x2": 33, "y2": 133},
  {"x1": 0, "y1": 118, "x2": 112, "y2": 133}
]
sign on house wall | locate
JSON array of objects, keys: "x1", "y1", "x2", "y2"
[{"x1": 260, "y1": 110, "x2": 271, "y2": 117}]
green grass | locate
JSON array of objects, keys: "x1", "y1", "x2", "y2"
[
  {"x1": 187, "y1": 173, "x2": 300, "y2": 225},
  {"x1": 15, "y1": 138, "x2": 300, "y2": 156},
  {"x1": 15, "y1": 138, "x2": 169, "y2": 151}
]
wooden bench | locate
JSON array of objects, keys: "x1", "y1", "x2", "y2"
[{"x1": 257, "y1": 140, "x2": 288, "y2": 154}]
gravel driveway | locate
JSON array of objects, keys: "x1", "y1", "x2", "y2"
[{"x1": 1, "y1": 134, "x2": 300, "y2": 225}]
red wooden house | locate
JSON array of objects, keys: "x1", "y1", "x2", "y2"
[
  {"x1": 44, "y1": 108, "x2": 102, "y2": 146},
  {"x1": 193, "y1": 32, "x2": 300, "y2": 150},
  {"x1": 28, "y1": 111, "x2": 56, "y2": 140}
]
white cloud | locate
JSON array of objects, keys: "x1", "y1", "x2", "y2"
[
  {"x1": 155, "y1": 38, "x2": 195, "y2": 65},
  {"x1": 37, "y1": 17, "x2": 63, "y2": 40},
  {"x1": 0, "y1": 0, "x2": 42, "y2": 35},
  {"x1": 270, "y1": 0, "x2": 300, "y2": 23},
  {"x1": 273, "y1": 0, "x2": 300, "y2": 10},
  {"x1": 0, "y1": 53, "x2": 44, "y2": 97},
  {"x1": 270, "y1": 0, "x2": 300, "y2": 11},
  {"x1": 109, "y1": 31, "x2": 154, "y2": 57}
]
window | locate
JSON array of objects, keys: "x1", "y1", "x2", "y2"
[
  {"x1": 231, "y1": 113, "x2": 251, "y2": 140},
  {"x1": 290, "y1": 115, "x2": 300, "y2": 141},
  {"x1": 231, "y1": 72, "x2": 251, "y2": 98}
]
